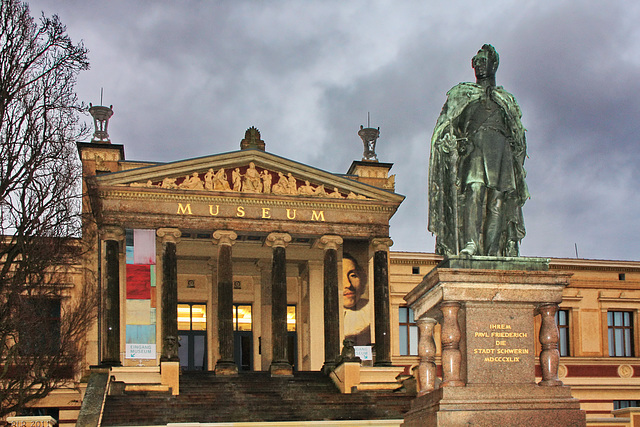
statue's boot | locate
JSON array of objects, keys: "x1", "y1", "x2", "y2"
[
  {"x1": 461, "y1": 183, "x2": 485, "y2": 256},
  {"x1": 484, "y1": 189, "x2": 505, "y2": 256}
]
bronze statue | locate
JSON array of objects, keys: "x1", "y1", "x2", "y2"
[{"x1": 428, "y1": 44, "x2": 529, "y2": 257}]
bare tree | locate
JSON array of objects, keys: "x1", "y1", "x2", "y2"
[{"x1": 0, "y1": 0, "x2": 95, "y2": 417}]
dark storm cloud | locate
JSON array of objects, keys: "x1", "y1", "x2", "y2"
[{"x1": 26, "y1": 0, "x2": 640, "y2": 260}]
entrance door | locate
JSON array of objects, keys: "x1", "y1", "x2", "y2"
[
  {"x1": 178, "y1": 303, "x2": 207, "y2": 371},
  {"x1": 233, "y1": 304, "x2": 253, "y2": 371}
]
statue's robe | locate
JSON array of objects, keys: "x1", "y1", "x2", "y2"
[{"x1": 428, "y1": 82, "x2": 530, "y2": 256}]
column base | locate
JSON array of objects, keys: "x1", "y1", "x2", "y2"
[
  {"x1": 215, "y1": 360, "x2": 238, "y2": 376},
  {"x1": 270, "y1": 361, "x2": 293, "y2": 377}
]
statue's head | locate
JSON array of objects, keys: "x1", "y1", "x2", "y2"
[{"x1": 472, "y1": 44, "x2": 499, "y2": 80}]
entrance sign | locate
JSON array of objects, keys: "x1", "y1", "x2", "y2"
[
  {"x1": 354, "y1": 346, "x2": 372, "y2": 361},
  {"x1": 126, "y1": 343, "x2": 156, "y2": 359}
]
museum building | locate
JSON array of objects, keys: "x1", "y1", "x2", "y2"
[{"x1": 6, "y1": 106, "x2": 640, "y2": 426}]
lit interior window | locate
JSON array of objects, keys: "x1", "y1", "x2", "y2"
[
  {"x1": 234, "y1": 305, "x2": 252, "y2": 331},
  {"x1": 287, "y1": 306, "x2": 296, "y2": 332},
  {"x1": 178, "y1": 303, "x2": 207, "y2": 331}
]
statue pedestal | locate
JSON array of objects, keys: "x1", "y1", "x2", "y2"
[{"x1": 403, "y1": 257, "x2": 586, "y2": 426}]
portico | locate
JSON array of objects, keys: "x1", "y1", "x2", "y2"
[{"x1": 80, "y1": 125, "x2": 404, "y2": 378}]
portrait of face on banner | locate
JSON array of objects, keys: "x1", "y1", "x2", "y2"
[{"x1": 342, "y1": 243, "x2": 371, "y2": 346}]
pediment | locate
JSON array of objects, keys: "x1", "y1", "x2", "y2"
[{"x1": 95, "y1": 149, "x2": 404, "y2": 204}]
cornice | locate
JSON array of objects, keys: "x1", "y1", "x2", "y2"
[{"x1": 98, "y1": 187, "x2": 399, "y2": 213}]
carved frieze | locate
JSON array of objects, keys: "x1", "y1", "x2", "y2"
[{"x1": 126, "y1": 162, "x2": 370, "y2": 200}]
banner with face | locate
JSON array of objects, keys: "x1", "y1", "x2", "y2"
[{"x1": 342, "y1": 242, "x2": 371, "y2": 346}]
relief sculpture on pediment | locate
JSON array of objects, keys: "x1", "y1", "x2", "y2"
[{"x1": 125, "y1": 164, "x2": 370, "y2": 199}]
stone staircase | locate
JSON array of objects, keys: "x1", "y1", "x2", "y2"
[{"x1": 100, "y1": 371, "x2": 413, "y2": 425}]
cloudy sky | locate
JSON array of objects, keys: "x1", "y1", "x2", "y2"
[{"x1": 29, "y1": 1, "x2": 640, "y2": 261}]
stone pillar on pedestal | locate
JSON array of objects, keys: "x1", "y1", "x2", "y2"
[
  {"x1": 316, "y1": 235, "x2": 343, "y2": 373},
  {"x1": 371, "y1": 238, "x2": 393, "y2": 366},
  {"x1": 157, "y1": 228, "x2": 181, "y2": 362},
  {"x1": 538, "y1": 303, "x2": 563, "y2": 386},
  {"x1": 440, "y1": 301, "x2": 464, "y2": 387},
  {"x1": 266, "y1": 232, "x2": 292, "y2": 376},
  {"x1": 417, "y1": 317, "x2": 438, "y2": 395},
  {"x1": 213, "y1": 230, "x2": 238, "y2": 375},
  {"x1": 100, "y1": 226, "x2": 124, "y2": 367}
]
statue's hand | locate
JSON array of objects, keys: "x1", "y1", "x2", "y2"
[{"x1": 439, "y1": 133, "x2": 458, "y2": 154}]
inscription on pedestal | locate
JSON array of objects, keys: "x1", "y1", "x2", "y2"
[{"x1": 466, "y1": 304, "x2": 535, "y2": 384}]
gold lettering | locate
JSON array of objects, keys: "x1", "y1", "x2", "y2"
[
  {"x1": 209, "y1": 204, "x2": 220, "y2": 216},
  {"x1": 490, "y1": 324, "x2": 512, "y2": 329},
  {"x1": 311, "y1": 210, "x2": 325, "y2": 221},
  {"x1": 491, "y1": 332, "x2": 527, "y2": 338},
  {"x1": 286, "y1": 209, "x2": 297, "y2": 220},
  {"x1": 262, "y1": 207, "x2": 271, "y2": 219},
  {"x1": 177, "y1": 203, "x2": 192, "y2": 215},
  {"x1": 496, "y1": 340, "x2": 506, "y2": 346},
  {"x1": 236, "y1": 206, "x2": 245, "y2": 217},
  {"x1": 484, "y1": 356, "x2": 520, "y2": 362},
  {"x1": 475, "y1": 332, "x2": 489, "y2": 337},
  {"x1": 496, "y1": 348, "x2": 529, "y2": 354}
]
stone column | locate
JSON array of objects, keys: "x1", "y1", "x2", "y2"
[
  {"x1": 213, "y1": 230, "x2": 238, "y2": 375},
  {"x1": 266, "y1": 232, "x2": 292, "y2": 376},
  {"x1": 157, "y1": 228, "x2": 181, "y2": 362},
  {"x1": 317, "y1": 235, "x2": 343, "y2": 373},
  {"x1": 372, "y1": 238, "x2": 393, "y2": 366},
  {"x1": 100, "y1": 226, "x2": 124, "y2": 366},
  {"x1": 257, "y1": 259, "x2": 272, "y2": 371},
  {"x1": 440, "y1": 301, "x2": 464, "y2": 387},
  {"x1": 417, "y1": 317, "x2": 438, "y2": 395},
  {"x1": 538, "y1": 303, "x2": 563, "y2": 386}
]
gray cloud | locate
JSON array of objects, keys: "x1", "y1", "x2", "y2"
[{"x1": 27, "y1": 0, "x2": 640, "y2": 260}]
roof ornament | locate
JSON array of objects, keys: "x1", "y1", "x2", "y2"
[
  {"x1": 240, "y1": 126, "x2": 266, "y2": 151},
  {"x1": 89, "y1": 103, "x2": 114, "y2": 143},
  {"x1": 358, "y1": 124, "x2": 380, "y2": 162}
]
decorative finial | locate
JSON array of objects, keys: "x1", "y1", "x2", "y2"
[
  {"x1": 358, "y1": 124, "x2": 380, "y2": 161},
  {"x1": 240, "y1": 126, "x2": 266, "y2": 151},
  {"x1": 89, "y1": 103, "x2": 114, "y2": 143}
]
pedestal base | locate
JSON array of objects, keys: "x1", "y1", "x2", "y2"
[
  {"x1": 403, "y1": 384, "x2": 586, "y2": 427},
  {"x1": 215, "y1": 360, "x2": 238, "y2": 376},
  {"x1": 270, "y1": 361, "x2": 293, "y2": 377}
]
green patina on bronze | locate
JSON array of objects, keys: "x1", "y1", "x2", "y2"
[{"x1": 428, "y1": 44, "x2": 530, "y2": 257}]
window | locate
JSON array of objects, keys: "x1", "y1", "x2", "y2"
[
  {"x1": 608, "y1": 311, "x2": 634, "y2": 357},
  {"x1": 399, "y1": 306, "x2": 418, "y2": 356},
  {"x1": 177, "y1": 303, "x2": 207, "y2": 331},
  {"x1": 287, "y1": 305, "x2": 296, "y2": 332},
  {"x1": 19, "y1": 298, "x2": 61, "y2": 355},
  {"x1": 556, "y1": 309, "x2": 570, "y2": 356},
  {"x1": 614, "y1": 400, "x2": 640, "y2": 410},
  {"x1": 233, "y1": 304, "x2": 252, "y2": 331},
  {"x1": 412, "y1": 266, "x2": 420, "y2": 275}
]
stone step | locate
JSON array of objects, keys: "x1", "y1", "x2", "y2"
[{"x1": 101, "y1": 371, "x2": 412, "y2": 426}]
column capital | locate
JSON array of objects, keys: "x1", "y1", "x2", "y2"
[
  {"x1": 371, "y1": 237, "x2": 393, "y2": 252},
  {"x1": 212, "y1": 230, "x2": 238, "y2": 246},
  {"x1": 315, "y1": 235, "x2": 343, "y2": 251},
  {"x1": 157, "y1": 228, "x2": 181, "y2": 244},
  {"x1": 100, "y1": 225, "x2": 124, "y2": 241},
  {"x1": 265, "y1": 232, "x2": 291, "y2": 249}
]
